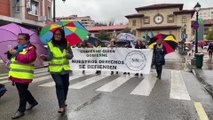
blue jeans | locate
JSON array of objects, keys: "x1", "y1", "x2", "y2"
[{"x1": 51, "y1": 73, "x2": 69, "y2": 108}]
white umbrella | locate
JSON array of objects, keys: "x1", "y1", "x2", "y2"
[{"x1": 117, "y1": 33, "x2": 136, "y2": 42}]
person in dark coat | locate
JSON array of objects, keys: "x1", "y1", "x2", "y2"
[
  {"x1": 153, "y1": 39, "x2": 166, "y2": 79},
  {"x1": 207, "y1": 43, "x2": 213, "y2": 58}
]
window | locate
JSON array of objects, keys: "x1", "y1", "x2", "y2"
[
  {"x1": 132, "y1": 20, "x2": 136, "y2": 26},
  {"x1": 143, "y1": 16, "x2": 150, "y2": 24},
  {"x1": 167, "y1": 15, "x2": 174, "y2": 23},
  {"x1": 15, "y1": 6, "x2": 20, "y2": 12},
  {"x1": 28, "y1": 0, "x2": 39, "y2": 16},
  {"x1": 182, "y1": 16, "x2": 187, "y2": 23},
  {"x1": 47, "y1": 6, "x2": 51, "y2": 19}
]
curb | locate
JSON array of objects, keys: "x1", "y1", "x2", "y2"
[{"x1": 186, "y1": 61, "x2": 213, "y2": 97}]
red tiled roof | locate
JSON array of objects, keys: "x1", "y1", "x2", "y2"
[
  {"x1": 136, "y1": 3, "x2": 183, "y2": 11},
  {"x1": 137, "y1": 25, "x2": 181, "y2": 31},
  {"x1": 203, "y1": 19, "x2": 213, "y2": 25},
  {"x1": 125, "y1": 14, "x2": 144, "y2": 18},
  {"x1": 86, "y1": 25, "x2": 128, "y2": 32}
]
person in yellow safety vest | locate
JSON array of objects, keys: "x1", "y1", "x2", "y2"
[
  {"x1": 6, "y1": 33, "x2": 38, "y2": 119},
  {"x1": 40, "y1": 28, "x2": 73, "y2": 114},
  {"x1": 93, "y1": 41, "x2": 102, "y2": 74}
]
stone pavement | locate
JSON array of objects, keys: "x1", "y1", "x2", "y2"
[{"x1": 185, "y1": 47, "x2": 213, "y2": 96}]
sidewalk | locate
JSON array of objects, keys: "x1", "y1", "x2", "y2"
[{"x1": 185, "y1": 48, "x2": 213, "y2": 96}]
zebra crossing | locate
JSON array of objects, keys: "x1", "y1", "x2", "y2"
[{"x1": 0, "y1": 68, "x2": 191, "y2": 101}]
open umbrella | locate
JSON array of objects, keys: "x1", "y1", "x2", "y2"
[
  {"x1": 148, "y1": 34, "x2": 178, "y2": 54},
  {"x1": 197, "y1": 40, "x2": 206, "y2": 46},
  {"x1": 117, "y1": 33, "x2": 136, "y2": 42},
  {"x1": 0, "y1": 23, "x2": 47, "y2": 68},
  {"x1": 40, "y1": 20, "x2": 89, "y2": 46}
]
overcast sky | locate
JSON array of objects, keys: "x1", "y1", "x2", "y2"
[{"x1": 55, "y1": 0, "x2": 213, "y2": 24}]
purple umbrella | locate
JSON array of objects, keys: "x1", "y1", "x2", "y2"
[{"x1": 0, "y1": 23, "x2": 47, "y2": 68}]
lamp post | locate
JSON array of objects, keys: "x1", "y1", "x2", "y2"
[
  {"x1": 194, "y1": 2, "x2": 201, "y2": 53},
  {"x1": 181, "y1": 24, "x2": 187, "y2": 54},
  {"x1": 53, "y1": 0, "x2": 66, "y2": 22}
]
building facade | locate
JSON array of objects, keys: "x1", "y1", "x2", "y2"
[
  {"x1": 0, "y1": 0, "x2": 52, "y2": 30},
  {"x1": 125, "y1": 4, "x2": 195, "y2": 42},
  {"x1": 86, "y1": 25, "x2": 128, "y2": 38},
  {"x1": 192, "y1": 7, "x2": 213, "y2": 20},
  {"x1": 56, "y1": 15, "x2": 95, "y2": 27},
  {"x1": 191, "y1": 7, "x2": 213, "y2": 39}
]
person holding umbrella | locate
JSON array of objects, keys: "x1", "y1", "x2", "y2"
[
  {"x1": 6, "y1": 33, "x2": 38, "y2": 119},
  {"x1": 149, "y1": 34, "x2": 178, "y2": 79},
  {"x1": 153, "y1": 38, "x2": 166, "y2": 79},
  {"x1": 40, "y1": 28, "x2": 73, "y2": 114},
  {"x1": 207, "y1": 43, "x2": 213, "y2": 58}
]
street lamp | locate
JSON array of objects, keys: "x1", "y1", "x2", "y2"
[
  {"x1": 181, "y1": 24, "x2": 187, "y2": 54},
  {"x1": 53, "y1": 0, "x2": 66, "y2": 22},
  {"x1": 194, "y1": 2, "x2": 201, "y2": 53}
]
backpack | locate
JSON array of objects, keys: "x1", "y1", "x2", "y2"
[{"x1": 0, "y1": 84, "x2": 7, "y2": 98}]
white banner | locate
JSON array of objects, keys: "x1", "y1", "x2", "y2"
[{"x1": 70, "y1": 48, "x2": 153, "y2": 74}]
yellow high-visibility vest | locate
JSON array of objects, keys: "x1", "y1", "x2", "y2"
[
  {"x1": 48, "y1": 41, "x2": 70, "y2": 73},
  {"x1": 9, "y1": 46, "x2": 35, "y2": 80}
]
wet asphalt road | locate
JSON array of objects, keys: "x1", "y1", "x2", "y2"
[{"x1": 0, "y1": 52, "x2": 213, "y2": 120}]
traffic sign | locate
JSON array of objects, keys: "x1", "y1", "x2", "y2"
[{"x1": 193, "y1": 21, "x2": 199, "y2": 30}]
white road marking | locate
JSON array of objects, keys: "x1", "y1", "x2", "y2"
[
  {"x1": 0, "y1": 80, "x2": 10, "y2": 84},
  {"x1": 170, "y1": 70, "x2": 191, "y2": 100},
  {"x1": 39, "y1": 74, "x2": 92, "y2": 87},
  {"x1": 130, "y1": 74, "x2": 157, "y2": 96},
  {"x1": 69, "y1": 75, "x2": 108, "y2": 89},
  {"x1": 96, "y1": 75, "x2": 133, "y2": 92},
  {"x1": 34, "y1": 68, "x2": 48, "y2": 74},
  {"x1": 0, "y1": 76, "x2": 8, "y2": 80},
  {"x1": 32, "y1": 75, "x2": 52, "y2": 83}
]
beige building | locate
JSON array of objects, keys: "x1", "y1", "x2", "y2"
[
  {"x1": 56, "y1": 15, "x2": 95, "y2": 27},
  {"x1": 192, "y1": 7, "x2": 213, "y2": 20},
  {"x1": 125, "y1": 4, "x2": 195, "y2": 42}
]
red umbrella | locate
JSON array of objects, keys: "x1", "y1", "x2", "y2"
[{"x1": 197, "y1": 40, "x2": 206, "y2": 46}]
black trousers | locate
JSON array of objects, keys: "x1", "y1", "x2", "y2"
[
  {"x1": 16, "y1": 83, "x2": 38, "y2": 113},
  {"x1": 51, "y1": 73, "x2": 69, "y2": 108},
  {"x1": 155, "y1": 65, "x2": 163, "y2": 77}
]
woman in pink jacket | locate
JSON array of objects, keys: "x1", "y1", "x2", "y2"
[{"x1": 7, "y1": 33, "x2": 38, "y2": 119}]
